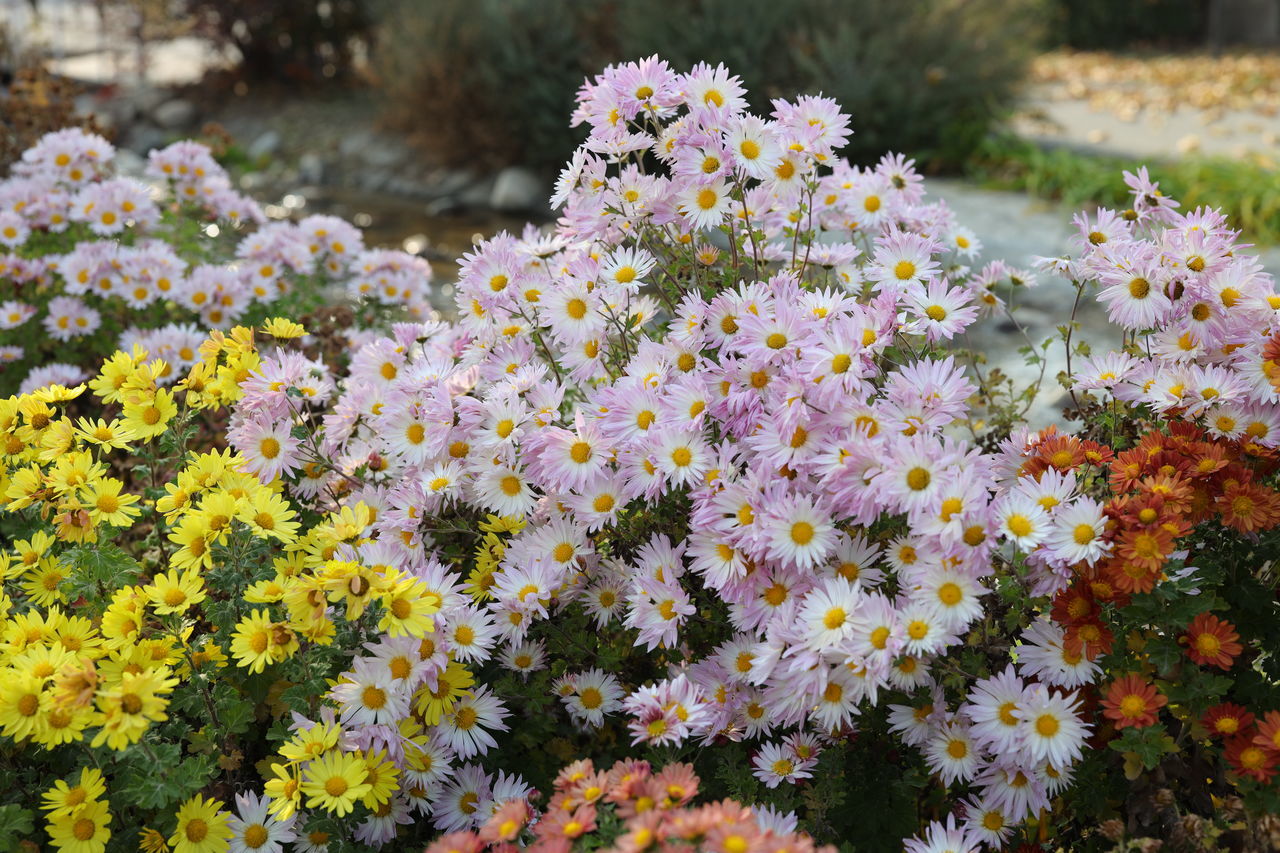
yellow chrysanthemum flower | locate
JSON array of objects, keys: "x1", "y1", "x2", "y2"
[
  {"x1": 169, "y1": 794, "x2": 233, "y2": 853},
  {"x1": 262, "y1": 317, "x2": 306, "y2": 339},
  {"x1": 0, "y1": 668, "x2": 48, "y2": 739},
  {"x1": 301, "y1": 750, "x2": 372, "y2": 817},
  {"x1": 46, "y1": 796, "x2": 111, "y2": 853},
  {"x1": 41, "y1": 767, "x2": 107, "y2": 817},
  {"x1": 89, "y1": 347, "x2": 148, "y2": 404},
  {"x1": 413, "y1": 660, "x2": 475, "y2": 726},
  {"x1": 90, "y1": 666, "x2": 178, "y2": 750},
  {"x1": 75, "y1": 417, "x2": 138, "y2": 449},
  {"x1": 144, "y1": 569, "x2": 208, "y2": 615},
  {"x1": 120, "y1": 387, "x2": 177, "y2": 440},
  {"x1": 230, "y1": 610, "x2": 294, "y2": 673},
  {"x1": 82, "y1": 477, "x2": 142, "y2": 527},
  {"x1": 377, "y1": 571, "x2": 441, "y2": 638}
]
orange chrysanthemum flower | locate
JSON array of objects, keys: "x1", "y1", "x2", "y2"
[
  {"x1": 1115, "y1": 526, "x2": 1176, "y2": 572},
  {"x1": 1109, "y1": 449, "x2": 1148, "y2": 493},
  {"x1": 1104, "y1": 556, "x2": 1162, "y2": 595},
  {"x1": 1102, "y1": 674, "x2": 1166, "y2": 729},
  {"x1": 1216, "y1": 481, "x2": 1279, "y2": 533},
  {"x1": 1225, "y1": 731, "x2": 1278, "y2": 783},
  {"x1": 1183, "y1": 612, "x2": 1243, "y2": 670},
  {"x1": 1201, "y1": 703, "x2": 1255, "y2": 739}
]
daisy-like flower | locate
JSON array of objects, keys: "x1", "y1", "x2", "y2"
[
  {"x1": 561, "y1": 668, "x2": 624, "y2": 727},
  {"x1": 752, "y1": 741, "x2": 813, "y2": 789},
  {"x1": 676, "y1": 179, "x2": 732, "y2": 232},
  {"x1": 964, "y1": 666, "x2": 1028, "y2": 754},
  {"x1": 1101, "y1": 674, "x2": 1166, "y2": 729},
  {"x1": 904, "y1": 816, "x2": 979, "y2": 853},
  {"x1": 871, "y1": 229, "x2": 940, "y2": 296},
  {"x1": 924, "y1": 722, "x2": 981, "y2": 785},
  {"x1": 302, "y1": 751, "x2": 372, "y2": 817},
  {"x1": 144, "y1": 568, "x2": 207, "y2": 615},
  {"x1": 438, "y1": 685, "x2": 511, "y2": 759},
  {"x1": 764, "y1": 493, "x2": 836, "y2": 571},
  {"x1": 170, "y1": 794, "x2": 234, "y2": 853},
  {"x1": 904, "y1": 278, "x2": 979, "y2": 342},
  {"x1": 228, "y1": 791, "x2": 296, "y2": 853},
  {"x1": 796, "y1": 577, "x2": 860, "y2": 650},
  {"x1": 230, "y1": 417, "x2": 301, "y2": 484},
  {"x1": 1097, "y1": 260, "x2": 1172, "y2": 330},
  {"x1": 995, "y1": 494, "x2": 1049, "y2": 550},
  {"x1": 600, "y1": 247, "x2": 656, "y2": 292},
  {"x1": 1183, "y1": 611, "x2": 1242, "y2": 670},
  {"x1": 330, "y1": 662, "x2": 411, "y2": 728},
  {"x1": 1018, "y1": 686, "x2": 1089, "y2": 768},
  {"x1": 723, "y1": 114, "x2": 782, "y2": 180},
  {"x1": 1042, "y1": 497, "x2": 1110, "y2": 566},
  {"x1": 1225, "y1": 733, "x2": 1278, "y2": 783}
]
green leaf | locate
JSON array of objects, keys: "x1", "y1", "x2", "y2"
[
  {"x1": 59, "y1": 543, "x2": 144, "y2": 602},
  {"x1": 0, "y1": 804, "x2": 35, "y2": 853}
]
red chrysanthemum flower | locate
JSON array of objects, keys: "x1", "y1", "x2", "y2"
[
  {"x1": 1064, "y1": 619, "x2": 1114, "y2": 661},
  {"x1": 1050, "y1": 584, "x2": 1099, "y2": 627},
  {"x1": 1255, "y1": 710, "x2": 1280, "y2": 754},
  {"x1": 1201, "y1": 703, "x2": 1255, "y2": 739},
  {"x1": 1102, "y1": 674, "x2": 1166, "y2": 729},
  {"x1": 1225, "y1": 730, "x2": 1279, "y2": 783},
  {"x1": 1183, "y1": 612, "x2": 1243, "y2": 670}
]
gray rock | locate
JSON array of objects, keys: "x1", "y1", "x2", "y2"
[
  {"x1": 459, "y1": 176, "x2": 497, "y2": 210},
  {"x1": 359, "y1": 169, "x2": 391, "y2": 192},
  {"x1": 113, "y1": 149, "x2": 148, "y2": 179},
  {"x1": 425, "y1": 197, "x2": 461, "y2": 217},
  {"x1": 425, "y1": 168, "x2": 477, "y2": 200},
  {"x1": 362, "y1": 138, "x2": 410, "y2": 169},
  {"x1": 152, "y1": 98, "x2": 197, "y2": 130},
  {"x1": 248, "y1": 130, "x2": 281, "y2": 160},
  {"x1": 489, "y1": 166, "x2": 542, "y2": 212},
  {"x1": 298, "y1": 153, "x2": 325, "y2": 184}
]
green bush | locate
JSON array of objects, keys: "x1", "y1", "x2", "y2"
[
  {"x1": 373, "y1": 0, "x2": 1041, "y2": 174},
  {"x1": 1047, "y1": 0, "x2": 1208, "y2": 49}
]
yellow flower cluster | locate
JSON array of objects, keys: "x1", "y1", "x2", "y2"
[
  {"x1": 42, "y1": 768, "x2": 112, "y2": 851},
  {"x1": 1, "y1": 322, "x2": 469, "y2": 849}
]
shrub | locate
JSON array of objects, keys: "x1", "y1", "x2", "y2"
[
  {"x1": 2, "y1": 57, "x2": 1280, "y2": 853},
  {"x1": 374, "y1": 0, "x2": 1040, "y2": 173},
  {"x1": 1046, "y1": 0, "x2": 1209, "y2": 49},
  {"x1": 182, "y1": 0, "x2": 376, "y2": 82}
]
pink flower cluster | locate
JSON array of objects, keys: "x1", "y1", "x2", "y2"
[
  {"x1": 0, "y1": 130, "x2": 433, "y2": 393},
  {"x1": 224, "y1": 57, "x2": 1091, "y2": 849},
  {"x1": 1054, "y1": 167, "x2": 1280, "y2": 443}
]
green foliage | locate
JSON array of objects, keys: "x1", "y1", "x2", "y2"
[
  {"x1": 967, "y1": 133, "x2": 1280, "y2": 245},
  {"x1": 0, "y1": 804, "x2": 34, "y2": 853},
  {"x1": 373, "y1": 0, "x2": 1042, "y2": 173},
  {"x1": 1045, "y1": 0, "x2": 1207, "y2": 49}
]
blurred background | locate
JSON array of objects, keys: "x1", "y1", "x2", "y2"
[{"x1": 2, "y1": 0, "x2": 1278, "y2": 268}]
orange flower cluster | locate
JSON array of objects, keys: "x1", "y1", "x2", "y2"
[
  {"x1": 1051, "y1": 425, "x2": 1279, "y2": 662},
  {"x1": 425, "y1": 759, "x2": 835, "y2": 853},
  {"x1": 1044, "y1": 424, "x2": 1280, "y2": 787}
]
